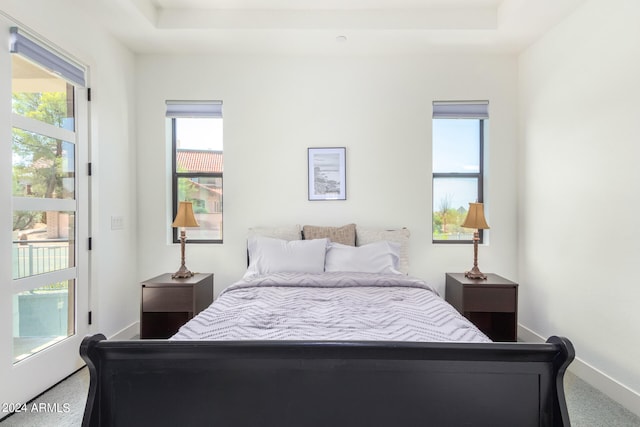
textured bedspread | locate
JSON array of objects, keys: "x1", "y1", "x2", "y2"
[{"x1": 172, "y1": 272, "x2": 490, "y2": 343}]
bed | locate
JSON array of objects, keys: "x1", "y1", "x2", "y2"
[{"x1": 80, "y1": 225, "x2": 574, "y2": 426}]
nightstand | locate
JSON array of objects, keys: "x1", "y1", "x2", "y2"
[
  {"x1": 140, "y1": 273, "x2": 214, "y2": 339},
  {"x1": 445, "y1": 272, "x2": 518, "y2": 342}
]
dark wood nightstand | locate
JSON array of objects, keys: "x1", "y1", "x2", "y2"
[
  {"x1": 140, "y1": 273, "x2": 214, "y2": 339},
  {"x1": 445, "y1": 272, "x2": 518, "y2": 342}
]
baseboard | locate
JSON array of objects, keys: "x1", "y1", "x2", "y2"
[
  {"x1": 518, "y1": 324, "x2": 640, "y2": 418},
  {"x1": 109, "y1": 321, "x2": 140, "y2": 341}
]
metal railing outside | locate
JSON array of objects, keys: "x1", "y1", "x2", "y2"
[{"x1": 12, "y1": 239, "x2": 72, "y2": 281}]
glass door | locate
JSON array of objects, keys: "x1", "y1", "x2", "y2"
[
  {"x1": 0, "y1": 24, "x2": 89, "y2": 415},
  {"x1": 11, "y1": 52, "x2": 81, "y2": 362}
]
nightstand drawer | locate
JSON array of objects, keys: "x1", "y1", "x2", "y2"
[
  {"x1": 464, "y1": 287, "x2": 516, "y2": 312},
  {"x1": 143, "y1": 287, "x2": 193, "y2": 312}
]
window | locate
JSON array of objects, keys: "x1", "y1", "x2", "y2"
[
  {"x1": 432, "y1": 101, "x2": 488, "y2": 243},
  {"x1": 167, "y1": 101, "x2": 223, "y2": 243}
]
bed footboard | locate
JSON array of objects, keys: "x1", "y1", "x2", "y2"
[{"x1": 80, "y1": 335, "x2": 574, "y2": 427}]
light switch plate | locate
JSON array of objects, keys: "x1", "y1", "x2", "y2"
[{"x1": 111, "y1": 215, "x2": 124, "y2": 230}]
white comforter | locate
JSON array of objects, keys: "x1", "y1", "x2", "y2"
[{"x1": 172, "y1": 272, "x2": 490, "y2": 343}]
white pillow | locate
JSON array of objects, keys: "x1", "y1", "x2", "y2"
[
  {"x1": 324, "y1": 241, "x2": 402, "y2": 274},
  {"x1": 246, "y1": 236, "x2": 328, "y2": 276},
  {"x1": 356, "y1": 226, "x2": 410, "y2": 274}
]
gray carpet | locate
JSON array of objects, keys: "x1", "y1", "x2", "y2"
[
  {"x1": 0, "y1": 367, "x2": 88, "y2": 427},
  {"x1": 564, "y1": 371, "x2": 640, "y2": 427},
  {"x1": 1, "y1": 367, "x2": 638, "y2": 426}
]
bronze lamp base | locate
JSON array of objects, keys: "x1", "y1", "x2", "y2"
[
  {"x1": 465, "y1": 266, "x2": 487, "y2": 280},
  {"x1": 465, "y1": 230, "x2": 487, "y2": 280},
  {"x1": 171, "y1": 264, "x2": 194, "y2": 279},
  {"x1": 172, "y1": 229, "x2": 194, "y2": 279}
]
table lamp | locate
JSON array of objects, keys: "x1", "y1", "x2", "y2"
[
  {"x1": 171, "y1": 201, "x2": 199, "y2": 279},
  {"x1": 461, "y1": 202, "x2": 490, "y2": 280}
]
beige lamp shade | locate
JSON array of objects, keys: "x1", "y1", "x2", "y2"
[
  {"x1": 461, "y1": 202, "x2": 490, "y2": 230},
  {"x1": 172, "y1": 201, "x2": 200, "y2": 228}
]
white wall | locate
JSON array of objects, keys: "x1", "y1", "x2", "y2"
[
  {"x1": 518, "y1": 0, "x2": 640, "y2": 413},
  {"x1": 85, "y1": 34, "x2": 139, "y2": 340},
  {"x1": 0, "y1": 0, "x2": 138, "y2": 353},
  {"x1": 136, "y1": 53, "x2": 519, "y2": 296}
]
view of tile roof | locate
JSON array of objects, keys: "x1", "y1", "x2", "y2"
[{"x1": 176, "y1": 149, "x2": 223, "y2": 173}]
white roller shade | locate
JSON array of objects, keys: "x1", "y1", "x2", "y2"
[
  {"x1": 166, "y1": 101, "x2": 223, "y2": 118},
  {"x1": 10, "y1": 27, "x2": 86, "y2": 87},
  {"x1": 433, "y1": 101, "x2": 489, "y2": 119}
]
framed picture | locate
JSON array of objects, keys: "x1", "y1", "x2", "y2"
[{"x1": 308, "y1": 147, "x2": 346, "y2": 201}]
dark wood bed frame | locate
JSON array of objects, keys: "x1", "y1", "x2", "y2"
[{"x1": 80, "y1": 334, "x2": 574, "y2": 427}]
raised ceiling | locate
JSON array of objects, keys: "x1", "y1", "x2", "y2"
[{"x1": 78, "y1": 0, "x2": 586, "y2": 55}]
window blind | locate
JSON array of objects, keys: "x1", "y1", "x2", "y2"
[
  {"x1": 9, "y1": 27, "x2": 86, "y2": 87},
  {"x1": 433, "y1": 101, "x2": 489, "y2": 119},
  {"x1": 166, "y1": 101, "x2": 223, "y2": 118}
]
